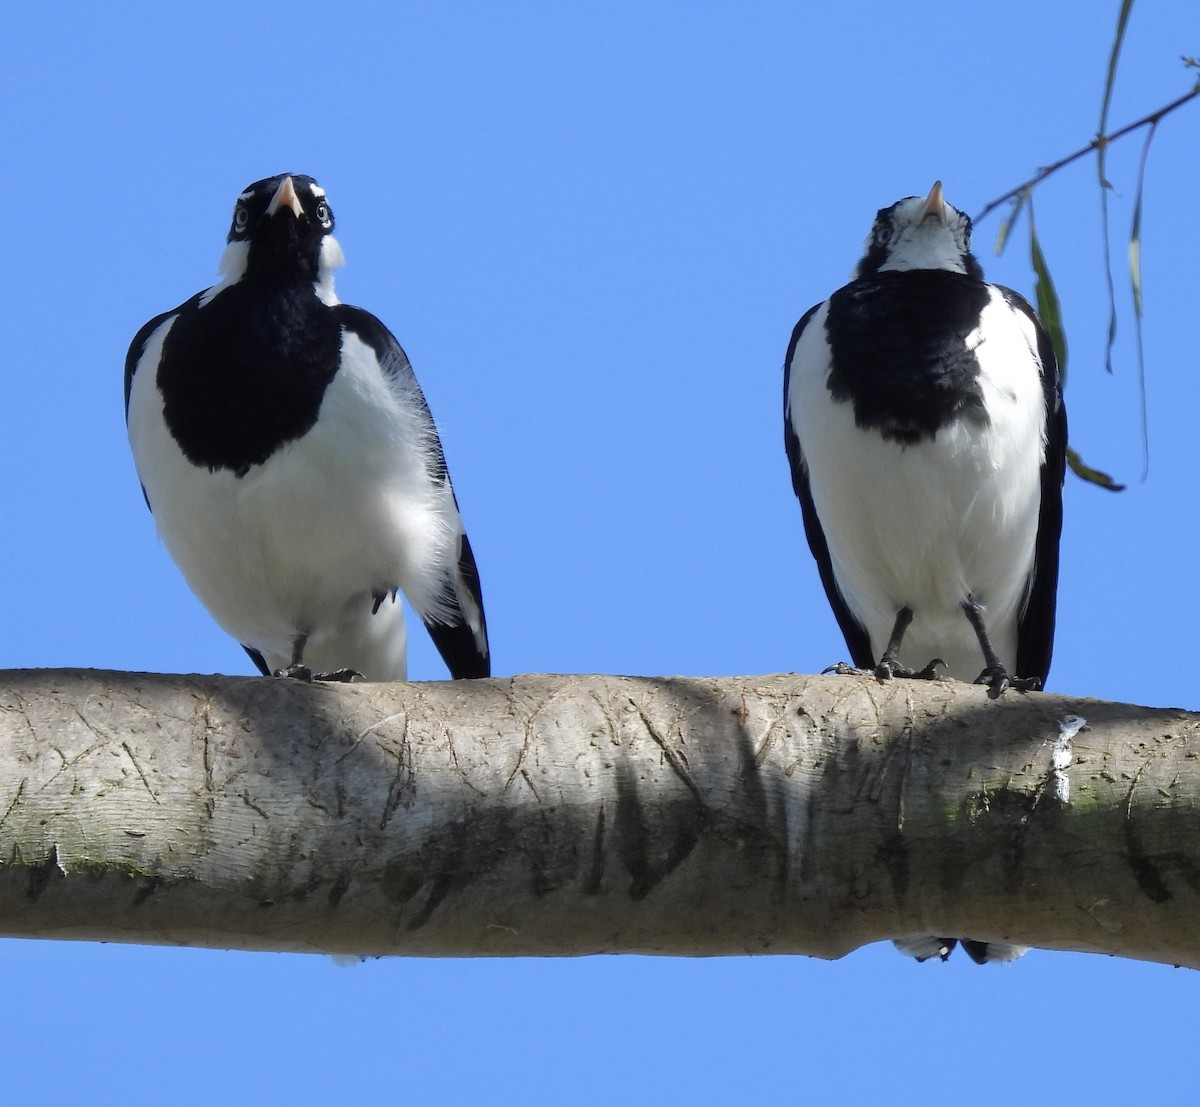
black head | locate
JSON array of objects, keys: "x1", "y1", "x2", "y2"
[
  {"x1": 219, "y1": 173, "x2": 343, "y2": 288},
  {"x1": 853, "y1": 181, "x2": 983, "y2": 281}
]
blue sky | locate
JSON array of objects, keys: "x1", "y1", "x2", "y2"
[{"x1": 3, "y1": 2, "x2": 1198, "y2": 1103}]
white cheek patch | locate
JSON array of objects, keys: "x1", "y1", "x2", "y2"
[
  {"x1": 217, "y1": 240, "x2": 249, "y2": 281},
  {"x1": 199, "y1": 241, "x2": 251, "y2": 306},
  {"x1": 314, "y1": 235, "x2": 345, "y2": 306}
]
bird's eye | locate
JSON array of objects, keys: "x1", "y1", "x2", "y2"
[
  {"x1": 874, "y1": 225, "x2": 891, "y2": 246},
  {"x1": 315, "y1": 201, "x2": 332, "y2": 227},
  {"x1": 233, "y1": 204, "x2": 250, "y2": 233}
]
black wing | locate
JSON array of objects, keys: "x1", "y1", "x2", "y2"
[
  {"x1": 243, "y1": 646, "x2": 272, "y2": 676},
  {"x1": 124, "y1": 308, "x2": 178, "y2": 419},
  {"x1": 784, "y1": 305, "x2": 874, "y2": 670},
  {"x1": 424, "y1": 529, "x2": 490, "y2": 680},
  {"x1": 1000, "y1": 287, "x2": 1066, "y2": 687},
  {"x1": 335, "y1": 305, "x2": 490, "y2": 679},
  {"x1": 125, "y1": 308, "x2": 182, "y2": 512}
]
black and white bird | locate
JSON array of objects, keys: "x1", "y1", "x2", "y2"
[
  {"x1": 126, "y1": 173, "x2": 489, "y2": 683},
  {"x1": 783, "y1": 182, "x2": 1066, "y2": 963}
]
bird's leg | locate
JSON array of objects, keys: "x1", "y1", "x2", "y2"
[
  {"x1": 873, "y1": 606, "x2": 912, "y2": 681},
  {"x1": 873, "y1": 607, "x2": 943, "y2": 683},
  {"x1": 274, "y1": 634, "x2": 314, "y2": 682},
  {"x1": 961, "y1": 596, "x2": 1039, "y2": 698}
]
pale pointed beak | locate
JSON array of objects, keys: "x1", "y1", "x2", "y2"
[
  {"x1": 266, "y1": 175, "x2": 303, "y2": 218},
  {"x1": 921, "y1": 180, "x2": 947, "y2": 224}
]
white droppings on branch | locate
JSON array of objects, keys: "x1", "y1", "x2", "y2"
[{"x1": 1051, "y1": 714, "x2": 1087, "y2": 803}]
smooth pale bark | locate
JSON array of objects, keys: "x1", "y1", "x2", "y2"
[{"x1": 0, "y1": 668, "x2": 1197, "y2": 966}]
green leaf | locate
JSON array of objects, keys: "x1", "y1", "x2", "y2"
[
  {"x1": 993, "y1": 187, "x2": 1030, "y2": 257},
  {"x1": 1098, "y1": 0, "x2": 1135, "y2": 189},
  {"x1": 1127, "y1": 120, "x2": 1158, "y2": 479},
  {"x1": 1067, "y1": 447, "x2": 1126, "y2": 492},
  {"x1": 1097, "y1": 0, "x2": 1134, "y2": 373},
  {"x1": 1128, "y1": 121, "x2": 1156, "y2": 316},
  {"x1": 1028, "y1": 199, "x2": 1068, "y2": 385},
  {"x1": 1032, "y1": 199, "x2": 1123, "y2": 492},
  {"x1": 1027, "y1": 201, "x2": 1123, "y2": 492}
]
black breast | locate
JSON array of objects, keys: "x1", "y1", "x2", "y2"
[
  {"x1": 825, "y1": 269, "x2": 992, "y2": 444},
  {"x1": 157, "y1": 281, "x2": 343, "y2": 476}
]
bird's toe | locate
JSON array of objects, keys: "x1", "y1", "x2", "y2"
[
  {"x1": 313, "y1": 668, "x2": 365, "y2": 683},
  {"x1": 823, "y1": 661, "x2": 869, "y2": 677},
  {"x1": 911, "y1": 658, "x2": 945, "y2": 680}
]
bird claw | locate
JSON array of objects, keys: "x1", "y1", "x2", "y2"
[
  {"x1": 822, "y1": 661, "x2": 867, "y2": 677},
  {"x1": 974, "y1": 667, "x2": 1041, "y2": 699}
]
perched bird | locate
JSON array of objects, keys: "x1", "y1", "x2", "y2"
[
  {"x1": 126, "y1": 173, "x2": 489, "y2": 683},
  {"x1": 783, "y1": 181, "x2": 1066, "y2": 963}
]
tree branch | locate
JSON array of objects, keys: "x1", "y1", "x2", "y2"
[{"x1": 1, "y1": 669, "x2": 1198, "y2": 967}]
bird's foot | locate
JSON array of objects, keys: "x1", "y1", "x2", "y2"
[
  {"x1": 272, "y1": 665, "x2": 364, "y2": 683},
  {"x1": 874, "y1": 657, "x2": 945, "y2": 684},
  {"x1": 892, "y1": 936, "x2": 957, "y2": 962},
  {"x1": 823, "y1": 659, "x2": 944, "y2": 684},
  {"x1": 960, "y1": 939, "x2": 1030, "y2": 964},
  {"x1": 974, "y1": 666, "x2": 1041, "y2": 699},
  {"x1": 274, "y1": 663, "x2": 314, "y2": 683}
]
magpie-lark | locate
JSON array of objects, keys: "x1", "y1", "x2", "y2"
[
  {"x1": 126, "y1": 173, "x2": 489, "y2": 683},
  {"x1": 783, "y1": 182, "x2": 1067, "y2": 962}
]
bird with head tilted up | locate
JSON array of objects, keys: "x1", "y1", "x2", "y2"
[
  {"x1": 783, "y1": 182, "x2": 1066, "y2": 964},
  {"x1": 126, "y1": 173, "x2": 489, "y2": 683}
]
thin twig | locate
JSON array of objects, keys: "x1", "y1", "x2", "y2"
[{"x1": 974, "y1": 84, "x2": 1200, "y2": 224}]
